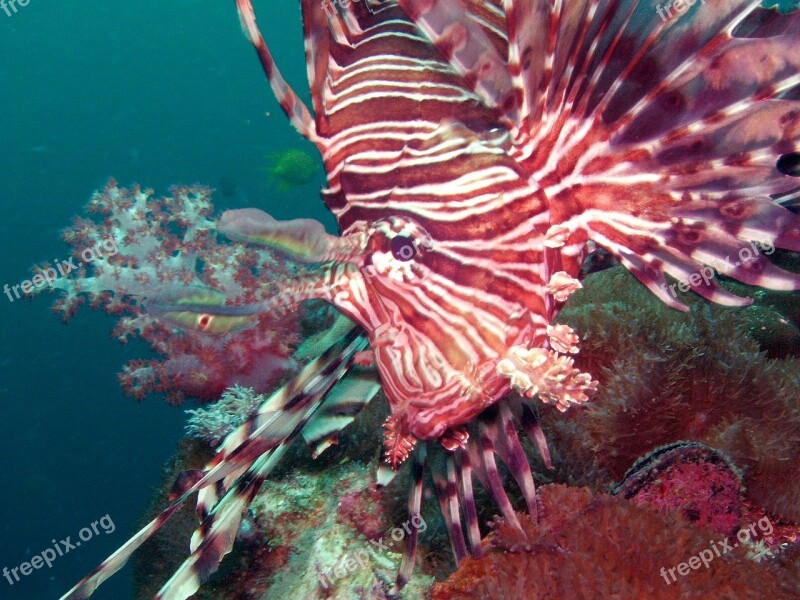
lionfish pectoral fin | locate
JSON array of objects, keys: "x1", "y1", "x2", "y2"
[
  {"x1": 300, "y1": 365, "x2": 381, "y2": 457},
  {"x1": 294, "y1": 314, "x2": 360, "y2": 362},
  {"x1": 60, "y1": 324, "x2": 370, "y2": 600},
  {"x1": 515, "y1": 401, "x2": 554, "y2": 471},
  {"x1": 159, "y1": 447, "x2": 289, "y2": 599},
  {"x1": 156, "y1": 327, "x2": 374, "y2": 599},
  {"x1": 530, "y1": 1, "x2": 800, "y2": 307},
  {"x1": 376, "y1": 462, "x2": 400, "y2": 487},
  {"x1": 392, "y1": 444, "x2": 426, "y2": 593}
]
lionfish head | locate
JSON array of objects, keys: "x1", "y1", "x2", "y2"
[
  {"x1": 355, "y1": 214, "x2": 516, "y2": 444},
  {"x1": 321, "y1": 202, "x2": 594, "y2": 462}
]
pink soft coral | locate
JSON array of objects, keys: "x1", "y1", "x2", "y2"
[{"x1": 35, "y1": 180, "x2": 301, "y2": 404}]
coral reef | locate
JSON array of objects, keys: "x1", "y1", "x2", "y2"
[
  {"x1": 132, "y1": 442, "x2": 435, "y2": 600},
  {"x1": 33, "y1": 181, "x2": 302, "y2": 403},
  {"x1": 431, "y1": 485, "x2": 800, "y2": 600},
  {"x1": 135, "y1": 260, "x2": 800, "y2": 598},
  {"x1": 538, "y1": 266, "x2": 800, "y2": 523},
  {"x1": 248, "y1": 461, "x2": 433, "y2": 599},
  {"x1": 185, "y1": 385, "x2": 269, "y2": 446}
]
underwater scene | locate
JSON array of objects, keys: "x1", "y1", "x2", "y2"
[{"x1": 2, "y1": 1, "x2": 800, "y2": 599}]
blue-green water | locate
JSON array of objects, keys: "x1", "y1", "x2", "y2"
[{"x1": 0, "y1": 3, "x2": 331, "y2": 599}]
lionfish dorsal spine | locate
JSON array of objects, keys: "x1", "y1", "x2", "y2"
[{"x1": 236, "y1": 0, "x2": 321, "y2": 144}]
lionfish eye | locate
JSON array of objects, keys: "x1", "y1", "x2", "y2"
[{"x1": 390, "y1": 235, "x2": 417, "y2": 261}]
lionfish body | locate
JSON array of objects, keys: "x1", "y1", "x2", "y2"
[{"x1": 63, "y1": 1, "x2": 800, "y2": 598}]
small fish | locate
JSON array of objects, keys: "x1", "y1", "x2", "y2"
[
  {"x1": 145, "y1": 286, "x2": 262, "y2": 334},
  {"x1": 261, "y1": 147, "x2": 320, "y2": 190}
]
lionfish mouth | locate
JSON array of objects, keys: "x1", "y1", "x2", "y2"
[{"x1": 59, "y1": 0, "x2": 800, "y2": 598}]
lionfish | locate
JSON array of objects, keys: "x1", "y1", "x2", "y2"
[{"x1": 62, "y1": 0, "x2": 800, "y2": 598}]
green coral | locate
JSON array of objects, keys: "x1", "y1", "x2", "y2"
[{"x1": 540, "y1": 266, "x2": 800, "y2": 521}]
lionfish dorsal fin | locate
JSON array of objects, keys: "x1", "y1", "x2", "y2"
[
  {"x1": 397, "y1": 0, "x2": 516, "y2": 121},
  {"x1": 500, "y1": 0, "x2": 553, "y2": 130}
]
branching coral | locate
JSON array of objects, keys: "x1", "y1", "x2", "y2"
[{"x1": 33, "y1": 180, "x2": 302, "y2": 403}]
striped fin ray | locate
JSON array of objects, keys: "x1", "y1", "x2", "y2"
[
  {"x1": 471, "y1": 417, "x2": 524, "y2": 535},
  {"x1": 170, "y1": 328, "x2": 372, "y2": 589},
  {"x1": 500, "y1": 0, "x2": 552, "y2": 132},
  {"x1": 488, "y1": 402, "x2": 538, "y2": 518},
  {"x1": 301, "y1": 366, "x2": 382, "y2": 456},
  {"x1": 396, "y1": 0, "x2": 515, "y2": 121},
  {"x1": 522, "y1": 0, "x2": 800, "y2": 309},
  {"x1": 235, "y1": 0, "x2": 320, "y2": 144},
  {"x1": 393, "y1": 443, "x2": 427, "y2": 592},
  {"x1": 776, "y1": 186, "x2": 800, "y2": 212},
  {"x1": 190, "y1": 320, "x2": 377, "y2": 546},
  {"x1": 299, "y1": 0, "x2": 334, "y2": 124},
  {"x1": 60, "y1": 325, "x2": 370, "y2": 600},
  {"x1": 156, "y1": 448, "x2": 290, "y2": 600},
  {"x1": 430, "y1": 446, "x2": 470, "y2": 561},
  {"x1": 396, "y1": 396, "x2": 553, "y2": 588},
  {"x1": 454, "y1": 447, "x2": 482, "y2": 557}
]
